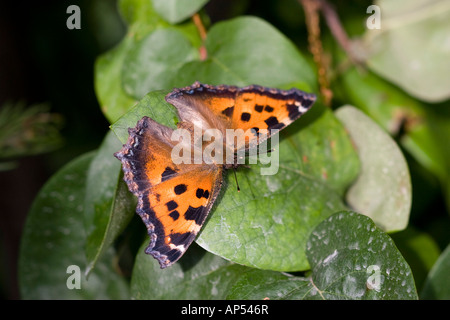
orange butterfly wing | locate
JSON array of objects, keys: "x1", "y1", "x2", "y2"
[
  {"x1": 165, "y1": 81, "x2": 316, "y2": 150},
  {"x1": 115, "y1": 117, "x2": 223, "y2": 268}
]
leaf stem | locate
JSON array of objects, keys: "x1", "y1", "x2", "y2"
[
  {"x1": 299, "y1": 0, "x2": 333, "y2": 107},
  {"x1": 192, "y1": 13, "x2": 208, "y2": 60}
]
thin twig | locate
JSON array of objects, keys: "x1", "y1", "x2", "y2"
[
  {"x1": 300, "y1": 0, "x2": 333, "y2": 106},
  {"x1": 192, "y1": 13, "x2": 208, "y2": 60},
  {"x1": 317, "y1": 0, "x2": 362, "y2": 65},
  {"x1": 192, "y1": 13, "x2": 207, "y2": 41}
]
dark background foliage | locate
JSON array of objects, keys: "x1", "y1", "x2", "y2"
[{"x1": 1, "y1": 0, "x2": 120, "y2": 299}]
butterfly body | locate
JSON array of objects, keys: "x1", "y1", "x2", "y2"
[{"x1": 115, "y1": 82, "x2": 316, "y2": 268}]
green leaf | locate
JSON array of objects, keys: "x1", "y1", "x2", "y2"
[
  {"x1": 213, "y1": 211, "x2": 419, "y2": 300},
  {"x1": 332, "y1": 57, "x2": 450, "y2": 214},
  {"x1": 174, "y1": 16, "x2": 317, "y2": 90},
  {"x1": 97, "y1": 14, "x2": 316, "y2": 122},
  {"x1": 226, "y1": 269, "x2": 310, "y2": 300},
  {"x1": 402, "y1": 106, "x2": 450, "y2": 212},
  {"x1": 95, "y1": 0, "x2": 167, "y2": 123},
  {"x1": 391, "y1": 227, "x2": 441, "y2": 290},
  {"x1": 132, "y1": 212, "x2": 417, "y2": 300},
  {"x1": 95, "y1": 0, "x2": 201, "y2": 123},
  {"x1": 305, "y1": 211, "x2": 417, "y2": 299},
  {"x1": 84, "y1": 131, "x2": 136, "y2": 276},
  {"x1": 364, "y1": 0, "x2": 450, "y2": 102},
  {"x1": 131, "y1": 242, "x2": 243, "y2": 299},
  {"x1": 335, "y1": 106, "x2": 412, "y2": 232},
  {"x1": 332, "y1": 62, "x2": 423, "y2": 135},
  {"x1": 421, "y1": 243, "x2": 450, "y2": 299},
  {"x1": 132, "y1": 241, "x2": 310, "y2": 300},
  {"x1": 332, "y1": 64, "x2": 447, "y2": 183},
  {"x1": 118, "y1": 0, "x2": 164, "y2": 27},
  {"x1": 18, "y1": 152, "x2": 129, "y2": 299},
  {"x1": 94, "y1": 35, "x2": 138, "y2": 124},
  {"x1": 152, "y1": 0, "x2": 209, "y2": 24},
  {"x1": 121, "y1": 28, "x2": 198, "y2": 99},
  {"x1": 111, "y1": 90, "x2": 178, "y2": 144}
]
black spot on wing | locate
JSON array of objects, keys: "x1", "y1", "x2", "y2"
[
  {"x1": 161, "y1": 167, "x2": 177, "y2": 182},
  {"x1": 265, "y1": 116, "x2": 278, "y2": 127},
  {"x1": 251, "y1": 127, "x2": 260, "y2": 136},
  {"x1": 222, "y1": 106, "x2": 234, "y2": 117},
  {"x1": 264, "y1": 116, "x2": 285, "y2": 130},
  {"x1": 254, "y1": 104, "x2": 264, "y2": 113},
  {"x1": 174, "y1": 184, "x2": 187, "y2": 195},
  {"x1": 303, "y1": 98, "x2": 314, "y2": 108},
  {"x1": 170, "y1": 232, "x2": 195, "y2": 246},
  {"x1": 169, "y1": 210, "x2": 180, "y2": 220},
  {"x1": 196, "y1": 188, "x2": 210, "y2": 199},
  {"x1": 286, "y1": 103, "x2": 300, "y2": 121},
  {"x1": 166, "y1": 200, "x2": 178, "y2": 211},
  {"x1": 264, "y1": 105, "x2": 274, "y2": 112},
  {"x1": 166, "y1": 249, "x2": 182, "y2": 262},
  {"x1": 273, "y1": 122, "x2": 286, "y2": 130},
  {"x1": 184, "y1": 206, "x2": 205, "y2": 225},
  {"x1": 241, "y1": 112, "x2": 251, "y2": 122}
]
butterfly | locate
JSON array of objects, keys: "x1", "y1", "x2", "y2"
[{"x1": 114, "y1": 81, "x2": 316, "y2": 268}]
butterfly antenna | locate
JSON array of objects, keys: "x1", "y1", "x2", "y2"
[
  {"x1": 233, "y1": 168, "x2": 240, "y2": 192},
  {"x1": 254, "y1": 145, "x2": 275, "y2": 155}
]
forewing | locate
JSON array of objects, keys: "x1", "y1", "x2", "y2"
[
  {"x1": 115, "y1": 116, "x2": 223, "y2": 268},
  {"x1": 165, "y1": 82, "x2": 316, "y2": 151}
]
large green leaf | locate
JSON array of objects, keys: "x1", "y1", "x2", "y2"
[
  {"x1": 84, "y1": 131, "x2": 136, "y2": 276},
  {"x1": 121, "y1": 28, "x2": 198, "y2": 99},
  {"x1": 421, "y1": 243, "x2": 450, "y2": 299},
  {"x1": 94, "y1": 0, "x2": 201, "y2": 123},
  {"x1": 226, "y1": 269, "x2": 310, "y2": 300},
  {"x1": 364, "y1": 0, "x2": 450, "y2": 102},
  {"x1": 306, "y1": 211, "x2": 417, "y2": 299},
  {"x1": 18, "y1": 153, "x2": 129, "y2": 299},
  {"x1": 131, "y1": 242, "x2": 242, "y2": 299},
  {"x1": 111, "y1": 89, "x2": 178, "y2": 143},
  {"x1": 174, "y1": 16, "x2": 317, "y2": 90},
  {"x1": 152, "y1": 0, "x2": 209, "y2": 24},
  {"x1": 111, "y1": 90, "x2": 359, "y2": 271},
  {"x1": 131, "y1": 211, "x2": 418, "y2": 300},
  {"x1": 333, "y1": 63, "x2": 447, "y2": 181},
  {"x1": 230, "y1": 211, "x2": 418, "y2": 299},
  {"x1": 403, "y1": 106, "x2": 450, "y2": 213},
  {"x1": 391, "y1": 227, "x2": 441, "y2": 290},
  {"x1": 116, "y1": 16, "x2": 317, "y2": 108},
  {"x1": 94, "y1": 35, "x2": 138, "y2": 124},
  {"x1": 131, "y1": 239, "x2": 309, "y2": 300},
  {"x1": 332, "y1": 56, "x2": 450, "y2": 214},
  {"x1": 335, "y1": 106, "x2": 412, "y2": 232}
]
